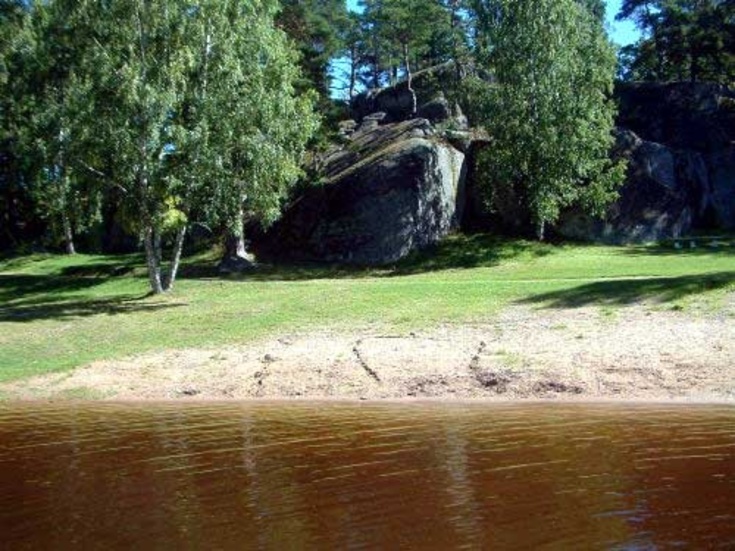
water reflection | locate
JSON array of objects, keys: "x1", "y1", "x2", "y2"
[{"x1": 0, "y1": 402, "x2": 733, "y2": 549}]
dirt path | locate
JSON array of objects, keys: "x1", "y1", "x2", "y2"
[{"x1": 2, "y1": 305, "x2": 734, "y2": 402}]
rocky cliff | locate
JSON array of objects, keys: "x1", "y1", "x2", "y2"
[
  {"x1": 254, "y1": 75, "x2": 734, "y2": 264},
  {"x1": 617, "y1": 82, "x2": 735, "y2": 231},
  {"x1": 559, "y1": 82, "x2": 735, "y2": 243},
  {"x1": 253, "y1": 117, "x2": 468, "y2": 265}
]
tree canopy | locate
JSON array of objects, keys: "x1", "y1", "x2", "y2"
[
  {"x1": 470, "y1": 0, "x2": 625, "y2": 240},
  {"x1": 6, "y1": 0, "x2": 733, "y2": 283},
  {"x1": 616, "y1": 0, "x2": 735, "y2": 83},
  {"x1": 2, "y1": 0, "x2": 318, "y2": 293}
]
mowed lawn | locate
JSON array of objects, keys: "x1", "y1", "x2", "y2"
[{"x1": 1, "y1": 234, "x2": 734, "y2": 382}]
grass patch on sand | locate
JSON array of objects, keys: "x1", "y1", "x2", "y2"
[{"x1": 1, "y1": 234, "x2": 733, "y2": 382}]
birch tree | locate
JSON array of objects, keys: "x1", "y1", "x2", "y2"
[
  {"x1": 617, "y1": 0, "x2": 735, "y2": 84},
  {"x1": 473, "y1": 0, "x2": 625, "y2": 240},
  {"x1": 80, "y1": 0, "x2": 316, "y2": 293},
  {"x1": 3, "y1": 1, "x2": 100, "y2": 254}
]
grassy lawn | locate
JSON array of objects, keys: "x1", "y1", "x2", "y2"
[{"x1": 1, "y1": 234, "x2": 734, "y2": 383}]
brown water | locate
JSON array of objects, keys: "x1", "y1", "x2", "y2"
[{"x1": 0, "y1": 402, "x2": 733, "y2": 550}]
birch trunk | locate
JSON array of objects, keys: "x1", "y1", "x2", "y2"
[
  {"x1": 349, "y1": 45, "x2": 358, "y2": 99},
  {"x1": 225, "y1": 232, "x2": 247, "y2": 258},
  {"x1": 61, "y1": 210, "x2": 76, "y2": 255},
  {"x1": 536, "y1": 219, "x2": 546, "y2": 241},
  {"x1": 403, "y1": 43, "x2": 416, "y2": 117},
  {"x1": 57, "y1": 130, "x2": 75, "y2": 255},
  {"x1": 143, "y1": 225, "x2": 164, "y2": 294},
  {"x1": 163, "y1": 225, "x2": 187, "y2": 291},
  {"x1": 225, "y1": 205, "x2": 247, "y2": 258}
]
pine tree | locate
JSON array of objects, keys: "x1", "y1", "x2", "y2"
[
  {"x1": 617, "y1": 0, "x2": 735, "y2": 84},
  {"x1": 361, "y1": 0, "x2": 449, "y2": 113},
  {"x1": 276, "y1": 0, "x2": 350, "y2": 107}
]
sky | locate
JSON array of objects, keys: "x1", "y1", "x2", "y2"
[
  {"x1": 345, "y1": 0, "x2": 641, "y2": 46},
  {"x1": 605, "y1": 0, "x2": 641, "y2": 46}
]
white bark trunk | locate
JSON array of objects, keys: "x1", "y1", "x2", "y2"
[
  {"x1": 235, "y1": 234, "x2": 246, "y2": 258},
  {"x1": 57, "y1": 130, "x2": 75, "y2": 255},
  {"x1": 349, "y1": 45, "x2": 358, "y2": 99},
  {"x1": 163, "y1": 225, "x2": 187, "y2": 291},
  {"x1": 403, "y1": 43, "x2": 417, "y2": 117},
  {"x1": 61, "y1": 210, "x2": 75, "y2": 255},
  {"x1": 536, "y1": 219, "x2": 546, "y2": 241},
  {"x1": 143, "y1": 226, "x2": 164, "y2": 294},
  {"x1": 224, "y1": 232, "x2": 247, "y2": 259},
  {"x1": 226, "y1": 205, "x2": 247, "y2": 258}
]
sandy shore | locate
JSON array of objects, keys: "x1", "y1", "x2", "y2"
[{"x1": 2, "y1": 304, "x2": 734, "y2": 402}]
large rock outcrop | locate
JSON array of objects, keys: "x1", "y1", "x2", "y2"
[
  {"x1": 254, "y1": 118, "x2": 467, "y2": 265},
  {"x1": 558, "y1": 130, "x2": 696, "y2": 243},
  {"x1": 707, "y1": 147, "x2": 735, "y2": 228},
  {"x1": 256, "y1": 80, "x2": 734, "y2": 261},
  {"x1": 351, "y1": 62, "x2": 470, "y2": 129},
  {"x1": 615, "y1": 82, "x2": 735, "y2": 231},
  {"x1": 557, "y1": 82, "x2": 735, "y2": 242},
  {"x1": 616, "y1": 82, "x2": 735, "y2": 151}
]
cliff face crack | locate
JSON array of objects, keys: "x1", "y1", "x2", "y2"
[{"x1": 353, "y1": 340, "x2": 381, "y2": 383}]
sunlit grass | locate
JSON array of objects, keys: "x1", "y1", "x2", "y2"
[{"x1": 1, "y1": 234, "x2": 733, "y2": 382}]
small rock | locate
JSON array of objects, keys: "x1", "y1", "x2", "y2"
[
  {"x1": 218, "y1": 254, "x2": 257, "y2": 274},
  {"x1": 338, "y1": 119, "x2": 358, "y2": 132}
]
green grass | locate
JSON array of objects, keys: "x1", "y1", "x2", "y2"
[{"x1": 1, "y1": 234, "x2": 734, "y2": 383}]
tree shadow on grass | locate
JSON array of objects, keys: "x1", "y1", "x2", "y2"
[
  {"x1": 181, "y1": 234, "x2": 555, "y2": 282},
  {"x1": 517, "y1": 272, "x2": 735, "y2": 309},
  {"x1": 58, "y1": 258, "x2": 142, "y2": 277},
  {"x1": 621, "y1": 242, "x2": 735, "y2": 258},
  {"x1": 0, "y1": 295, "x2": 183, "y2": 323},
  {"x1": 388, "y1": 234, "x2": 555, "y2": 276},
  {"x1": 0, "y1": 273, "x2": 111, "y2": 304},
  {"x1": 0, "y1": 254, "x2": 144, "y2": 301},
  {"x1": 0, "y1": 255, "x2": 179, "y2": 323}
]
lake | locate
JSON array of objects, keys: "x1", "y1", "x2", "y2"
[{"x1": 1, "y1": 402, "x2": 733, "y2": 549}]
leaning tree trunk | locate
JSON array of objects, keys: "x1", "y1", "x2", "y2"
[
  {"x1": 163, "y1": 225, "x2": 187, "y2": 292},
  {"x1": 136, "y1": 147, "x2": 164, "y2": 294},
  {"x1": 403, "y1": 43, "x2": 417, "y2": 117}
]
